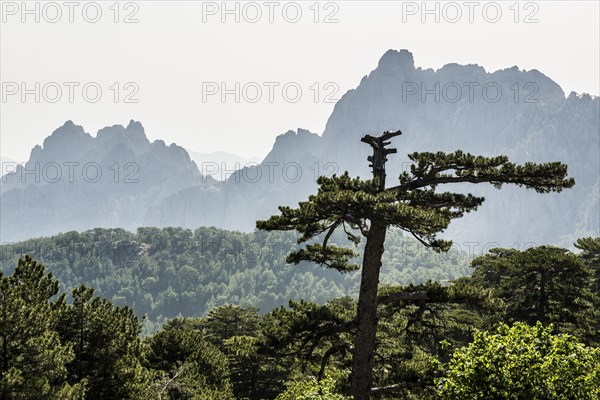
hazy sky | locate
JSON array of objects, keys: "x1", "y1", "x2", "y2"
[{"x1": 1, "y1": 0, "x2": 599, "y2": 162}]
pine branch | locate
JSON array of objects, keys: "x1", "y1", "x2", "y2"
[
  {"x1": 317, "y1": 344, "x2": 349, "y2": 382},
  {"x1": 394, "y1": 151, "x2": 574, "y2": 193}
]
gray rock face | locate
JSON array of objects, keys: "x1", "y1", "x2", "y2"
[
  {"x1": 0, "y1": 120, "x2": 216, "y2": 242},
  {"x1": 1, "y1": 49, "x2": 598, "y2": 249},
  {"x1": 296, "y1": 50, "x2": 598, "y2": 248},
  {"x1": 204, "y1": 49, "x2": 598, "y2": 247}
]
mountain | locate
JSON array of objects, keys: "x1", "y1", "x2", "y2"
[
  {"x1": 0, "y1": 120, "x2": 217, "y2": 242},
  {"x1": 157, "y1": 50, "x2": 598, "y2": 247},
  {"x1": 186, "y1": 150, "x2": 261, "y2": 181},
  {"x1": 1, "y1": 49, "x2": 598, "y2": 247},
  {"x1": 318, "y1": 50, "x2": 599, "y2": 247}
]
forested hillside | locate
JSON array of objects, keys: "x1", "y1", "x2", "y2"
[
  {"x1": 0, "y1": 227, "x2": 470, "y2": 332},
  {"x1": 1, "y1": 238, "x2": 598, "y2": 399}
]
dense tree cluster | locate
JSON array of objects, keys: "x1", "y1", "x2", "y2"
[
  {"x1": 1, "y1": 237, "x2": 598, "y2": 399},
  {"x1": 0, "y1": 227, "x2": 469, "y2": 333}
]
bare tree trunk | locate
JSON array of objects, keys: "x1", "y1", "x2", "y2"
[
  {"x1": 351, "y1": 131, "x2": 400, "y2": 399},
  {"x1": 351, "y1": 219, "x2": 387, "y2": 400}
]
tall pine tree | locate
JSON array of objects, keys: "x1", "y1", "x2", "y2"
[
  {"x1": 57, "y1": 285, "x2": 149, "y2": 399},
  {"x1": 257, "y1": 130, "x2": 574, "y2": 399}
]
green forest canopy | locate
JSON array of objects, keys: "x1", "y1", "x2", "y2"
[
  {"x1": 0, "y1": 226, "x2": 471, "y2": 332},
  {"x1": 1, "y1": 237, "x2": 598, "y2": 399}
]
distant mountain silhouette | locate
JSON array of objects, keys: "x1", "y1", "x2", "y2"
[
  {"x1": 0, "y1": 120, "x2": 217, "y2": 242},
  {"x1": 1, "y1": 50, "x2": 598, "y2": 247}
]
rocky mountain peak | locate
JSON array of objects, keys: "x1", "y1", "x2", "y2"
[
  {"x1": 41, "y1": 120, "x2": 92, "y2": 152},
  {"x1": 377, "y1": 49, "x2": 415, "y2": 74}
]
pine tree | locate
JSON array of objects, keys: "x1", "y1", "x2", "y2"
[
  {"x1": 199, "y1": 305, "x2": 264, "y2": 399},
  {"x1": 57, "y1": 285, "x2": 148, "y2": 399},
  {"x1": 144, "y1": 318, "x2": 234, "y2": 399},
  {"x1": 575, "y1": 237, "x2": 600, "y2": 296},
  {"x1": 470, "y1": 246, "x2": 596, "y2": 341},
  {"x1": 0, "y1": 256, "x2": 82, "y2": 399},
  {"x1": 257, "y1": 130, "x2": 574, "y2": 399}
]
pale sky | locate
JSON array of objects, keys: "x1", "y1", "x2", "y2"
[{"x1": 1, "y1": 0, "x2": 599, "y2": 162}]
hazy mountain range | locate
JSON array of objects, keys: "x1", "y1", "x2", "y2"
[
  {"x1": 1, "y1": 151, "x2": 256, "y2": 183},
  {"x1": 1, "y1": 49, "x2": 598, "y2": 248}
]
